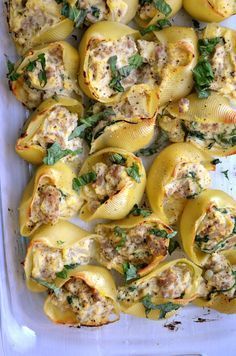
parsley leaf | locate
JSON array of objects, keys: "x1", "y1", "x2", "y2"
[
  {"x1": 221, "y1": 170, "x2": 229, "y2": 180},
  {"x1": 140, "y1": 19, "x2": 171, "y2": 35},
  {"x1": 122, "y1": 262, "x2": 139, "y2": 281},
  {"x1": 72, "y1": 171, "x2": 97, "y2": 192},
  {"x1": 31, "y1": 278, "x2": 61, "y2": 295},
  {"x1": 69, "y1": 108, "x2": 115, "y2": 140},
  {"x1": 114, "y1": 226, "x2": 127, "y2": 251},
  {"x1": 129, "y1": 204, "x2": 152, "y2": 217},
  {"x1": 142, "y1": 295, "x2": 181, "y2": 318},
  {"x1": 126, "y1": 163, "x2": 141, "y2": 183},
  {"x1": 110, "y1": 153, "x2": 127, "y2": 165},
  {"x1": 43, "y1": 142, "x2": 82, "y2": 165}
]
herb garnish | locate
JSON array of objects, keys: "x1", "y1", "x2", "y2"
[
  {"x1": 59, "y1": 0, "x2": 87, "y2": 27},
  {"x1": 55, "y1": 263, "x2": 81, "y2": 279},
  {"x1": 122, "y1": 262, "x2": 139, "y2": 282},
  {"x1": 72, "y1": 171, "x2": 97, "y2": 192},
  {"x1": 153, "y1": 0, "x2": 172, "y2": 16},
  {"x1": 108, "y1": 54, "x2": 143, "y2": 92},
  {"x1": 136, "y1": 129, "x2": 169, "y2": 157},
  {"x1": 140, "y1": 19, "x2": 171, "y2": 35},
  {"x1": 126, "y1": 163, "x2": 141, "y2": 183},
  {"x1": 211, "y1": 159, "x2": 222, "y2": 165},
  {"x1": 168, "y1": 239, "x2": 180, "y2": 255},
  {"x1": 149, "y1": 228, "x2": 177, "y2": 239},
  {"x1": 114, "y1": 226, "x2": 127, "y2": 251},
  {"x1": 193, "y1": 37, "x2": 221, "y2": 98},
  {"x1": 221, "y1": 170, "x2": 229, "y2": 180},
  {"x1": 43, "y1": 142, "x2": 82, "y2": 165},
  {"x1": 91, "y1": 6, "x2": 100, "y2": 18},
  {"x1": 31, "y1": 278, "x2": 61, "y2": 295},
  {"x1": 142, "y1": 294, "x2": 181, "y2": 318},
  {"x1": 110, "y1": 153, "x2": 127, "y2": 165},
  {"x1": 56, "y1": 240, "x2": 65, "y2": 245},
  {"x1": 6, "y1": 57, "x2": 21, "y2": 81},
  {"x1": 69, "y1": 108, "x2": 115, "y2": 141},
  {"x1": 129, "y1": 204, "x2": 152, "y2": 217}
]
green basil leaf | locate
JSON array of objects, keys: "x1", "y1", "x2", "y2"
[
  {"x1": 43, "y1": 142, "x2": 82, "y2": 165},
  {"x1": 211, "y1": 159, "x2": 222, "y2": 165},
  {"x1": 56, "y1": 268, "x2": 68, "y2": 279},
  {"x1": 31, "y1": 277, "x2": 61, "y2": 295},
  {"x1": 142, "y1": 294, "x2": 181, "y2": 318},
  {"x1": 108, "y1": 56, "x2": 118, "y2": 76},
  {"x1": 140, "y1": 19, "x2": 171, "y2": 35},
  {"x1": 153, "y1": 0, "x2": 172, "y2": 16},
  {"x1": 136, "y1": 129, "x2": 169, "y2": 157},
  {"x1": 6, "y1": 58, "x2": 21, "y2": 81},
  {"x1": 64, "y1": 263, "x2": 80, "y2": 269},
  {"x1": 114, "y1": 226, "x2": 127, "y2": 251},
  {"x1": 149, "y1": 228, "x2": 177, "y2": 239},
  {"x1": 110, "y1": 153, "x2": 127, "y2": 165},
  {"x1": 72, "y1": 171, "x2": 97, "y2": 192},
  {"x1": 67, "y1": 296, "x2": 73, "y2": 304},
  {"x1": 91, "y1": 6, "x2": 100, "y2": 18},
  {"x1": 129, "y1": 204, "x2": 152, "y2": 217},
  {"x1": 128, "y1": 54, "x2": 143, "y2": 69},
  {"x1": 168, "y1": 239, "x2": 180, "y2": 255},
  {"x1": 198, "y1": 37, "x2": 222, "y2": 57},
  {"x1": 122, "y1": 262, "x2": 139, "y2": 281},
  {"x1": 126, "y1": 163, "x2": 141, "y2": 183},
  {"x1": 109, "y1": 77, "x2": 124, "y2": 92}
]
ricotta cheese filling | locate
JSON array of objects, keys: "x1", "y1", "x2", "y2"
[
  {"x1": 28, "y1": 181, "x2": 79, "y2": 231},
  {"x1": 83, "y1": 161, "x2": 131, "y2": 212},
  {"x1": 95, "y1": 223, "x2": 169, "y2": 270},
  {"x1": 159, "y1": 115, "x2": 236, "y2": 151},
  {"x1": 198, "y1": 253, "x2": 236, "y2": 300},
  {"x1": 195, "y1": 205, "x2": 236, "y2": 253},
  {"x1": 118, "y1": 263, "x2": 193, "y2": 302},
  {"x1": 51, "y1": 277, "x2": 116, "y2": 325},
  {"x1": 31, "y1": 105, "x2": 83, "y2": 162},
  {"x1": 87, "y1": 36, "x2": 167, "y2": 99},
  {"x1": 21, "y1": 44, "x2": 79, "y2": 108},
  {"x1": 80, "y1": 0, "x2": 128, "y2": 23},
  {"x1": 9, "y1": 0, "x2": 61, "y2": 49},
  {"x1": 31, "y1": 241, "x2": 91, "y2": 281}
]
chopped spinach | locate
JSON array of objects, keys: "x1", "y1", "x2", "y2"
[
  {"x1": 43, "y1": 142, "x2": 82, "y2": 165},
  {"x1": 129, "y1": 204, "x2": 152, "y2": 217},
  {"x1": 126, "y1": 163, "x2": 141, "y2": 183},
  {"x1": 72, "y1": 171, "x2": 97, "y2": 192},
  {"x1": 122, "y1": 262, "x2": 139, "y2": 282},
  {"x1": 142, "y1": 294, "x2": 181, "y2": 318}
]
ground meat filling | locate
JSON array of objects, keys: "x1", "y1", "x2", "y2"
[
  {"x1": 87, "y1": 36, "x2": 166, "y2": 99},
  {"x1": 31, "y1": 242, "x2": 91, "y2": 281},
  {"x1": 83, "y1": 162, "x2": 130, "y2": 212},
  {"x1": 31, "y1": 106, "x2": 83, "y2": 162},
  {"x1": 165, "y1": 162, "x2": 211, "y2": 200},
  {"x1": 10, "y1": 0, "x2": 61, "y2": 48},
  {"x1": 159, "y1": 115, "x2": 236, "y2": 150},
  {"x1": 95, "y1": 223, "x2": 169, "y2": 270},
  {"x1": 118, "y1": 263, "x2": 193, "y2": 302},
  {"x1": 51, "y1": 278, "x2": 115, "y2": 325},
  {"x1": 22, "y1": 44, "x2": 79, "y2": 108},
  {"x1": 195, "y1": 205, "x2": 236, "y2": 253},
  {"x1": 198, "y1": 253, "x2": 236, "y2": 300}
]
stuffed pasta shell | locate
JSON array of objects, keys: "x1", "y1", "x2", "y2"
[
  {"x1": 9, "y1": 41, "x2": 81, "y2": 109},
  {"x1": 196, "y1": 251, "x2": 236, "y2": 314},
  {"x1": 15, "y1": 97, "x2": 85, "y2": 166},
  {"x1": 24, "y1": 221, "x2": 94, "y2": 292},
  {"x1": 73, "y1": 148, "x2": 146, "y2": 221},
  {"x1": 79, "y1": 22, "x2": 197, "y2": 105},
  {"x1": 159, "y1": 93, "x2": 236, "y2": 157},
  {"x1": 44, "y1": 265, "x2": 120, "y2": 326},
  {"x1": 70, "y1": 84, "x2": 158, "y2": 153},
  {"x1": 136, "y1": 0, "x2": 182, "y2": 29},
  {"x1": 183, "y1": 0, "x2": 236, "y2": 23},
  {"x1": 146, "y1": 143, "x2": 215, "y2": 226},
  {"x1": 118, "y1": 258, "x2": 202, "y2": 320},
  {"x1": 95, "y1": 214, "x2": 176, "y2": 278},
  {"x1": 8, "y1": 0, "x2": 74, "y2": 54},
  {"x1": 19, "y1": 162, "x2": 83, "y2": 237},
  {"x1": 180, "y1": 190, "x2": 236, "y2": 266}
]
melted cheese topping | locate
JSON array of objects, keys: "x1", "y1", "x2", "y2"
[
  {"x1": 160, "y1": 116, "x2": 236, "y2": 151},
  {"x1": 28, "y1": 181, "x2": 80, "y2": 231},
  {"x1": 51, "y1": 277, "x2": 115, "y2": 325},
  {"x1": 95, "y1": 223, "x2": 169, "y2": 269},
  {"x1": 198, "y1": 253, "x2": 236, "y2": 300},
  {"x1": 31, "y1": 105, "x2": 83, "y2": 162},
  {"x1": 195, "y1": 205, "x2": 236, "y2": 253},
  {"x1": 83, "y1": 162, "x2": 131, "y2": 212},
  {"x1": 31, "y1": 241, "x2": 91, "y2": 281},
  {"x1": 9, "y1": 0, "x2": 62, "y2": 49},
  {"x1": 118, "y1": 263, "x2": 193, "y2": 302},
  {"x1": 21, "y1": 44, "x2": 79, "y2": 108}
]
